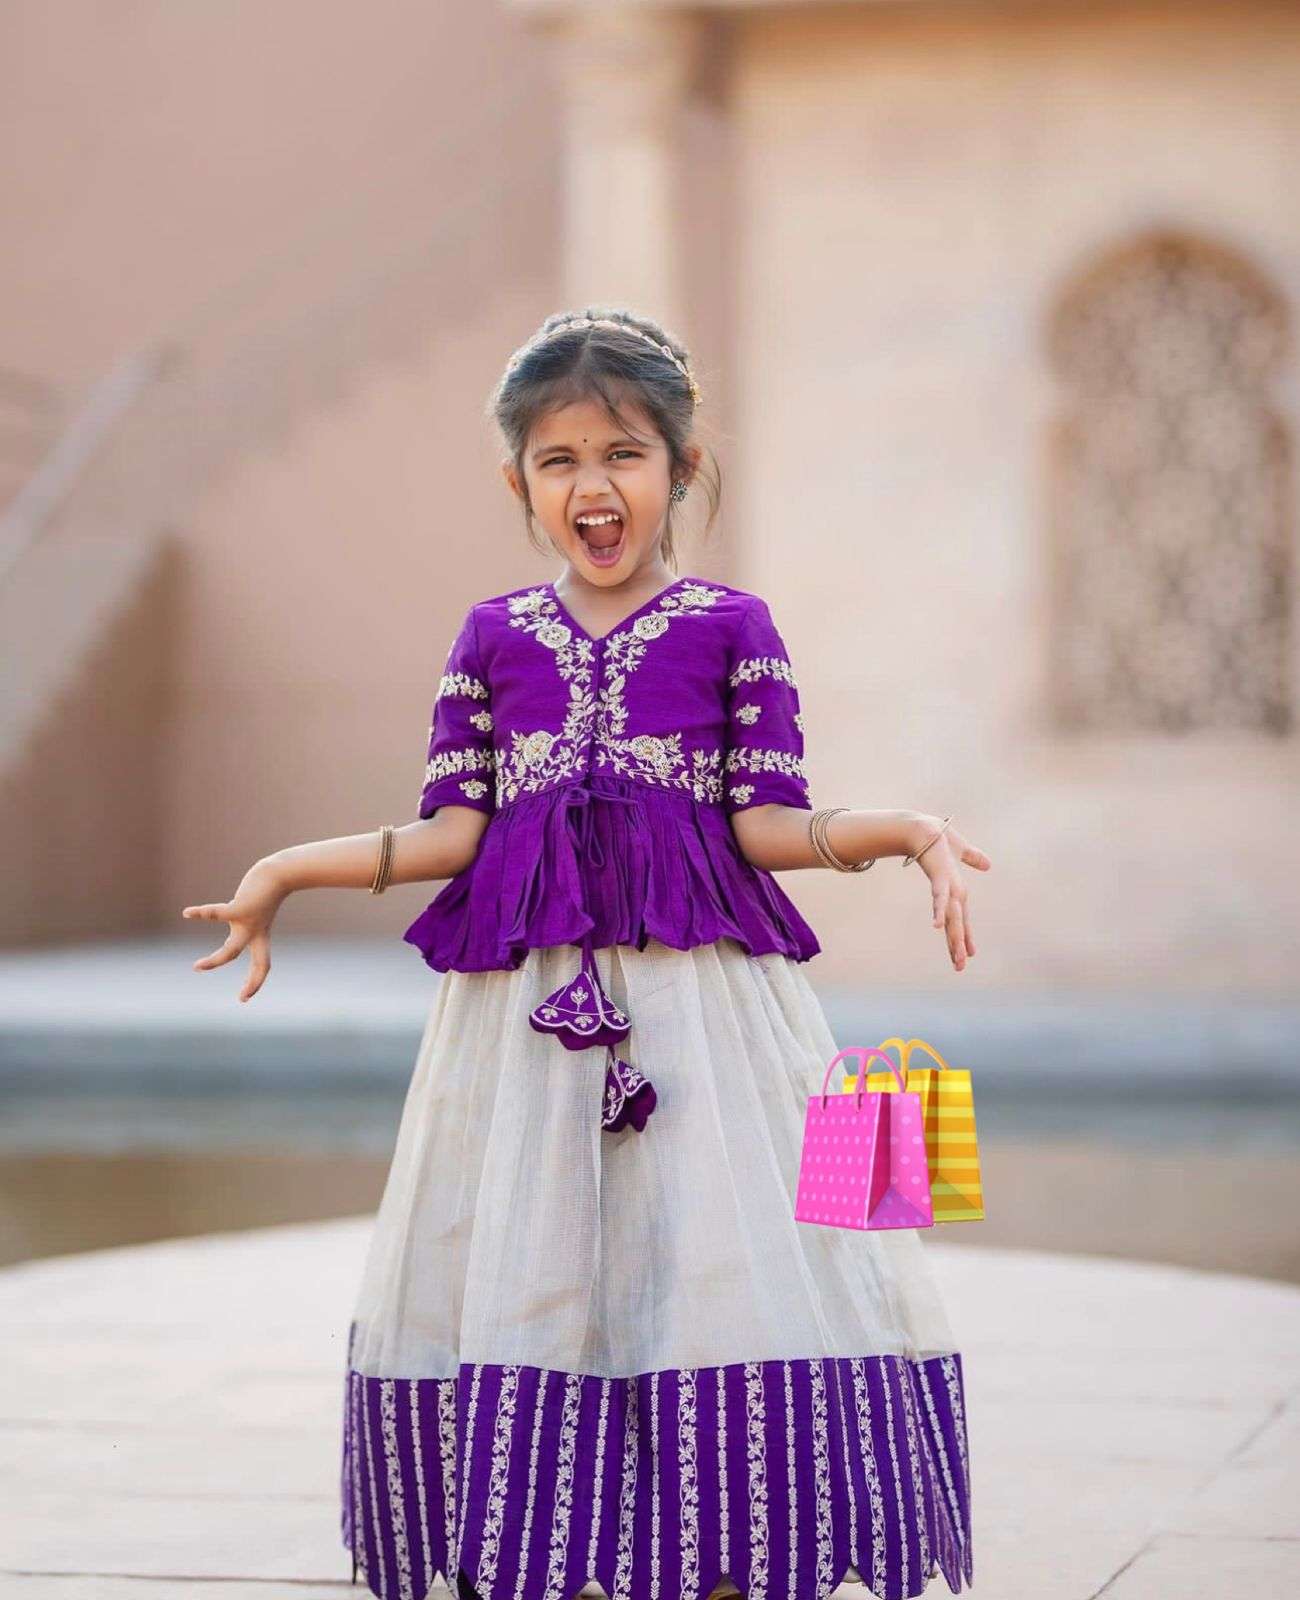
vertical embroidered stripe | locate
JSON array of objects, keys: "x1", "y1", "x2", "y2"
[
  {"x1": 479, "y1": 1365, "x2": 521, "y2": 1593},
  {"x1": 407, "y1": 1382, "x2": 430, "y2": 1590},
  {"x1": 513, "y1": 1370, "x2": 551, "y2": 1600},
  {"x1": 899, "y1": 1368, "x2": 932, "y2": 1574},
  {"x1": 810, "y1": 1360, "x2": 835, "y2": 1599},
  {"x1": 783, "y1": 1361, "x2": 797, "y2": 1600},
  {"x1": 942, "y1": 1356, "x2": 971, "y2": 1503},
  {"x1": 881, "y1": 1364, "x2": 908, "y2": 1593},
  {"x1": 831, "y1": 1362, "x2": 859, "y2": 1567},
  {"x1": 743, "y1": 1362, "x2": 769, "y2": 1600},
  {"x1": 716, "y1": 1366, "x2": 731, "y2": 1575},
  {"x1": 851, "y1": 1358, "x2": 887, "y2": 1594},
  {"x1": 350, "y1": 1374, "x2": 368, "y2": 1583},
  {"x1": 544, "y1": 1372, "x2": 584, "y2": 1600},
  {"x1": 456, "y1": 1364, "x2": 483, "y2": 1579},
  {"x1": 587, "y1": 1377, "x2": 612, "y2": 1581},
  {"x1": 437, "y1": 1379, "x2": 458, "y2": 1585},
  {"x1": 917, "y1": 1363, "x2": 962, "y2": 1549},
  {"x1": 677, "y1": 1368, "x2": 700, "y2": 1600},
  {"x1": 650, "y1": 1372, "x2": 662, "y2": 1600},
  {"x1": 612, "y1": 1376, "x2": 640, "y2": 1600},
  {"x1": 379, "y1": 1380, "x2": 414, "y2": 1600},
  {"x1": 363, "y1": 1380, "x2": 389, "y2": 1598}
]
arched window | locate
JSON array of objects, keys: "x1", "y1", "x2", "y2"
[{"x1": 1045, "y1": 230, "x2": 1291, "y2": 734}]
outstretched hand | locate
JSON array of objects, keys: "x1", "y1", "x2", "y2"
[
  {"x1": 912, "y1": 821, "x2": 991, "y2": 973},
  {"x1": 181, "y1": 859, "x2": 288, "y2": 1002}
]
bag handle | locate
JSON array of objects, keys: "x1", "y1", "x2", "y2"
[
  {"x1": 877, "y1": 1035, "x2": 955, "y2": 1074},
  {"x1": 820, "y1": 1046, "x2": 907, "y2": 1108}
]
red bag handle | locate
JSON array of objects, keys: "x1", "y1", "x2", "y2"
[{"x1": 819, "y1": 1046, "x2": 907, "y2": 1107}]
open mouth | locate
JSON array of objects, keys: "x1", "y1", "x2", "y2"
[{"x1": 574, "y1": 513, "x2": 626, "y2": 569}]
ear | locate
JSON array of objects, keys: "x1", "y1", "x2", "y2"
[
  {"x1": 501, "y1": 458, "x2": 527, "y2": 503},
  {"x1": 682, "y1": 443, "x2": 703, "y2": 485}
]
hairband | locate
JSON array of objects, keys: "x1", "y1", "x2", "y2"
[{"x1": 504, "y1": 315, "x2": 702, "y2": 407}]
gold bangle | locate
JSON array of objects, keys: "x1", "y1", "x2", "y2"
[
  {"x1": 809, "y1": 807, "x2": 876, "y2": 873},
  {"x1": 370, "y1": 824, "x2": 396, "y2": 894},
  {"x1": 903, "y1": 815, "x2": 953, "y2": 868}
]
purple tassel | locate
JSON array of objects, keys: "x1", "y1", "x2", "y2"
[
  {"x1": 529, "y1": 960, "x2": 630, "y2": 1052},
  {"x1": 602, "y1": 1052, "x2": 657, "y2": 1133}
]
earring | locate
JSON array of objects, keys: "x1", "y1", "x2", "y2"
[{"x1": 669, "y1": 478, "x2": 688, "y2": 504}]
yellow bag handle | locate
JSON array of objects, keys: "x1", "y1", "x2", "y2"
[{"x1": 876, "y1": 1036, "x2": 955, "y2": 1073}]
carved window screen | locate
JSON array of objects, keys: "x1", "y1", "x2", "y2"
[{"x1": 1046, "y1": 231, "x2": 1291, "y2": 735}]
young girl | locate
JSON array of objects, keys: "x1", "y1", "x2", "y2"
[{"x1": 183, "y1": 307, "x2": 990, "y2": 1600}]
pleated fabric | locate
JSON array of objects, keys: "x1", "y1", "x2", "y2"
[{"x1": 341, "y1": 939, "x2": 973, "y2": 1600}]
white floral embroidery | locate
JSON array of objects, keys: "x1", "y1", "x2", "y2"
[
  {"x1": 735, "y1": 702, "x2": 762, "y2": 725},
  {"x1": 725, "y1": 745, "x2": 808, "y2": 786},
  {"x1": 728, "y1": 655, "x2": 796, "y2": 690},
  {"x1": 536, "y1": 620, "x2": 573, "y2": 650},
  {"x1": 460, "y1": 779, "x2": 489, "y2": 799},
  {"x1": 469, "y1": 709, "x2": 494, "y2": 732},
  {"x1": 744, "y1": 1363, "x2": 770, "y2": 1600},
  {"x1": 810, "y1": 1361, "x2": 835, "y2": 1600},
  {"x1": 677, "y1": 1369, "x2": 700, "y2": 1600},
  {"x1": 851, "y1": 1358, "x2": 888, "y2": 1594},
  {"x1": 377, "y1": 1382, "x2": 413, "y2": 1593},
  {"x1": 544, "y1": 1373, "x2": 584, "y2": 1600},
  {"x1": 597, "y1": 586, "x2": 728, "y2": 798},
  {"x1": 508, "y1": 587, "x2": 551, "y2": 617},
  {"x1": 424, "y1": 746, "x2": 495, "y2": 789},
  {"x1": 794, "y1": 711, "x2": 804, "y2": 732},
  {"x1": 514, "y1": 1372, "x2": 551, "y2": 1600},
  {"x1": 613, "y1": 1378, "x2": 640, "y2": 1600},
  {"x1": 500, "y1": 583, "x2": 730, "y2": 805},
  {"x1": 729, "y1": 784, "x2": 755, "y2": 805},
  {"x1": 437, "y1": 672, "x2": 488, "y2": 701},
  {"x1": 632, "y1": 610, "x2": 670, "y2": 641}
]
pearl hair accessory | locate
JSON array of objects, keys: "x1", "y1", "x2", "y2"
[{"x1": 504, "y1": 316, "x2": 703, "y2": 407}]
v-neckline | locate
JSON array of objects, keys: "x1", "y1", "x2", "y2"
[{"x1": 547, "y1": 574, "x2": 687, "y2": 644}]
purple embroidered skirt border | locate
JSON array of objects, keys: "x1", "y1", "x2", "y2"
[{"x1": 339, "y1": 1332, "x2": 974, "y2": 1600}]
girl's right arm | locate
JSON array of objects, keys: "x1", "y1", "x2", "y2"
[{"x1": 181, "y1": 805, "x2": 489, "y2": 1001}]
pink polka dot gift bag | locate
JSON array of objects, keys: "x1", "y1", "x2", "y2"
[{"x1": 794, "y1": 1046, "x2": 935, "y2": 1232}]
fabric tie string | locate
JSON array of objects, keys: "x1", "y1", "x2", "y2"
[{"x1": 528, "y1": 783, "x2": 658, "y2": 1133}]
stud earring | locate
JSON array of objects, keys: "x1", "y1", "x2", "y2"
[{"x1": 669, "y1": 478, "x2": 688, "y2": 504}]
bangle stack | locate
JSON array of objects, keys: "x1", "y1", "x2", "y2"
[
  {"x1": 808, "y1": 808, "x2": 876, "y2": 872},
  {"x1": 808, "y1": 809, "x2": 956, "y2": 871},
  {"x1": 370, "y1": 824, "x2": 396, "y2": 894}
]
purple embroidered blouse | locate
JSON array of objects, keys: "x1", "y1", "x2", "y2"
[{"x1": 401, "y1": 575, "x2": 820, "y2": 1132}]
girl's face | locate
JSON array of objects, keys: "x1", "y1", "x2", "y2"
[{"x1": 503, "y1": 394, "x2": 697, "y2": 589}]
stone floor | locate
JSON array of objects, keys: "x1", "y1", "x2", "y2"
[{"x1": 0, "y1": 1219, "x2": 1296, "y2": 1598}]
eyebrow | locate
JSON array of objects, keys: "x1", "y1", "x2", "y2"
[{"x1": 531, "y1": 436, "x2": 644, "y2": 461}]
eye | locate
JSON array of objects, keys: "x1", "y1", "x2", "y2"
[{"x1": 539, "y1": 449, "x2": 642, "y2": 468}]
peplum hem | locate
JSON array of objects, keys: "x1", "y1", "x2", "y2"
[{"x1": 402, "y1": 778, "x2": 821, "y2": 976}]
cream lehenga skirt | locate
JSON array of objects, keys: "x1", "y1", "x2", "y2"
[{"x1": 341, "y1": 939, "x2": 974, "y2": 1600}]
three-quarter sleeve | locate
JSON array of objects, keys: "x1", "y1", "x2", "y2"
[
  {"x1": 417, "y1": 606, "x2": 496, "y2": 818},
  {"x1": 722, "y1": 594, "x2": 811, "y2": 814}
]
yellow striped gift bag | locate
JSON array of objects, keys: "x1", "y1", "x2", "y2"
[{"x1": 840, "y1": 1036, "x2": 985, "y2": 1223}]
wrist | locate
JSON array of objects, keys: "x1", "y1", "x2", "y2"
[
  {"x1": 902, "y1": 812, "x2": 943, "y2": 860},
  {"x1": 257, "y1": 851, "x2": 297, "y2": 896}
]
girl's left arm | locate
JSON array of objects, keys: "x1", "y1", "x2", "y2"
[{"x1": 721, "y1": 595, "x2": 990, "y2": 970}]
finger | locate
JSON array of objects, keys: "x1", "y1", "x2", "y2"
[
  {"x1": 964, "y1": 906, "x2": 976, "y2": 957},
  {"x1": 240, "y1": 933, "x2": 271, "y2": 1002},
  {"x1": 946, "y1": 899, "x2": 967, "y2": 970},
  {"x1": 193, "y1": 930, "x2": 249, "y2": 972},
  {"x1": 183, "y1": 903, "x2": 233, "y2": 921},
  {"x1": 932, "y1": 880, "x2": 949, "y2": 930},
  {"x1": 961, "y1": 845, "x2": 991, "y2": 870}
]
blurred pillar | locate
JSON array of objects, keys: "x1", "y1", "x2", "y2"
[{"x1": 552, "y1": 7, "x2": 702, "y2": 333}]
